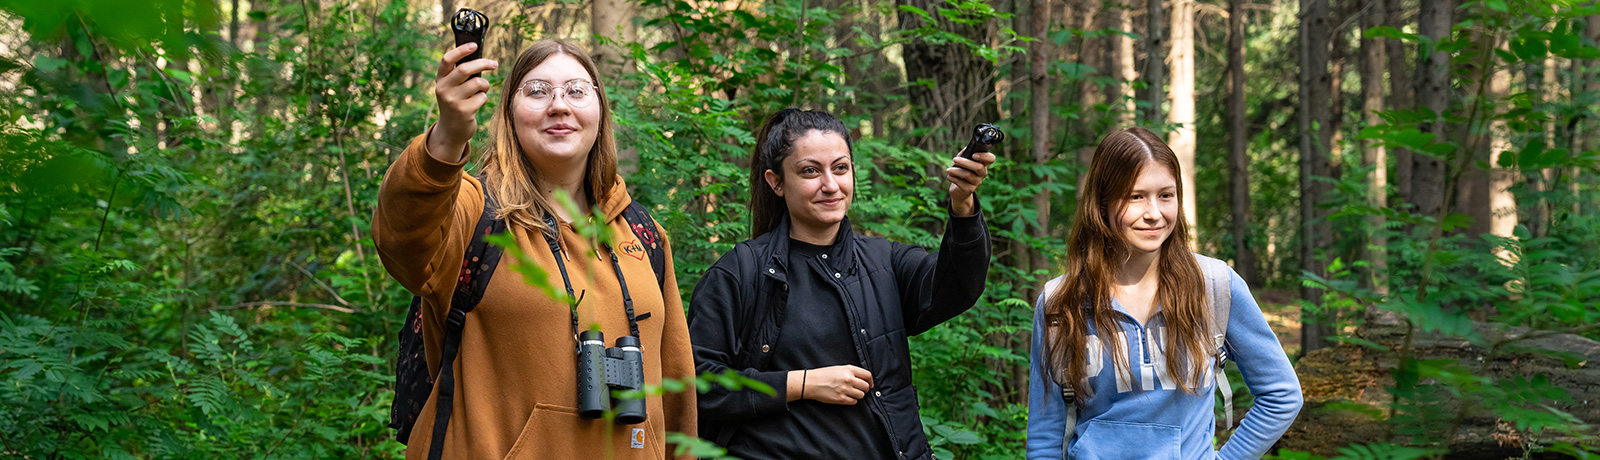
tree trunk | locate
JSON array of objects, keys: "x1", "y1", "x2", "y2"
[
  {"x1": 1457, "y1": 30, "x2": 1503, "y2": 241},
  {"x1": 1227, "y1": 0, "x2": 1258, "y2": 286},
  {"x1": 1169, "y1": 0, "x2": 1197, "y2": 241},
  {"x1": 1299, "y1": 0, "x2": 1334, "y2": 355},
  {"x1": 1009, "y1": 0, "x2": 1033, "y2": 301},
  {"x1": 1020, "y1": 0, "x2": 1054, "y2": 407},
  {"x1": 1077, "y1": 0, "x2": 1103, "y2": 141},
  {"x1": 1031, "y1": 0, "x2": 1053, "y2": 252},
  {"x1": 1582, "y1": 15, "x2": 1600, "y2": 218},
  {"x1": 841, "y1": 3, "x2": 867, "y2": 124},
  {"x1": 1488, "y1": 66, "x2": 1516, "y2": 240},
  {"x1": 1411, "y1": 0, "x2": 1451, "y2": 220},
  {"x1": 251, "y1": 0, "x2": 272, "y2": 139},
  {"x1": 161, "y1": 1, "x2": 190, "y2": 156},
  {"x1": 230, "y1": 0, "x2": 241, "y2": 48},
  {"x1": 594, "y1": 0, "x2": 638, "y2": 176},
  {"x1": 1523, "y1": 55, "x2": 1551, "y2": 237},
  {"x1": 1108, "y1": 0, "x2": 1136, "y2": 127},
  {"x1": 1011, "y1": 0, "x2": 1030, "y2": 127},
  {"x1": 442, "y1": 0, "x2": 454, "y2": 23},
  {"x1": 591, "y1": 0, "x2": 636, "y2": 75},
  {"x1": 1142, "y1": 0, "x2": 1166, "y2": 123},
  {"x1": 209, "y1": 0, "x2": 236, "y2": 142},
  {"x1": 1388, "y1": 0, "x2": 1413, "y2": 206},
  {"x1": 1586, "y1": 15, "x2": 1600, "y2": 157},
  {"x1": 1072, "y1": 0, "x2": 1099, "y2": 199},
  {"x1": 1359, "y1": 0, "x2": 1387, "y2": 297},
  {"x1": 1326, "y1": 0, "x2": 1348, "y2": 170},
  {"x1": 897, "y1": 0, "x2": 1001, "y2": 149}
]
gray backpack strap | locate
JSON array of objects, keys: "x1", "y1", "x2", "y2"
[
  {"x1": 1055, "y1": 318, "x2": 1077, "y2": 460},
  {"x1": 1062, "y1": 388, "x2": 1077, "y2": 460},
  {"x1": 1196, "y1": 255, "x2": 1235, "y2": 432}
]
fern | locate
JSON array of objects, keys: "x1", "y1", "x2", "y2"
[{"x1": 1330, "y1": 443, "x2": 1445, "y2": 460}]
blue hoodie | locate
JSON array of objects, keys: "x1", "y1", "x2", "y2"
[{"x1": 1026, "y1": 267, "x2": 1303, "y2": 460}]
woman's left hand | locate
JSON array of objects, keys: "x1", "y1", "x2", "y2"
[{"x1": 948, "y1": 150, "x2": 996, "y2": 217}]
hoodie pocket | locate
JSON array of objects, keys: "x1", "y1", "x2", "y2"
[
  {"x1": 502, "y1": 404, "x2": 662, "y2": 460},
  {"x1": 1065, "y1": 419, "x2": 1180, "y2": 460}
]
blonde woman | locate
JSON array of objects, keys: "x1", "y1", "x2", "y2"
[{"x1": 374, "y1": 39, "x2": 694, "y2": 459}]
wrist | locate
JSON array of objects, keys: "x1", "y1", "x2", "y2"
[
  {"x1": 425, "y1": 122, "x2": 470, "y2": 164},
  {"x1": 950, "y1": 194, "x2": 976, "y2": 217},
  {"x1": 787, "y1": 370, "x2": 804, "y2": 402}
]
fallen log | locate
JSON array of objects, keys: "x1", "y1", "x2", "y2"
[{"x1": 1275, "y1": 322, "x2": 1600, "y2": 459}]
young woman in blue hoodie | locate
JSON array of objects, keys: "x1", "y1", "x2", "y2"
[{"x1": 1027, "y1": 127, "x2": 1302, "y2": 459}]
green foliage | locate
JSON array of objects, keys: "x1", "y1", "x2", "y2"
[
  {"x1": 2, "y1": 0, "x2": 1598, "y2": 457},
  {"x1": 1298, "y1": 1, "x2": 1600, "y2": 457}
]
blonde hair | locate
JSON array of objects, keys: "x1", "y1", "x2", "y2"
[{"x1": 480, "y1": 39, "x2": 618, "y2": 232}]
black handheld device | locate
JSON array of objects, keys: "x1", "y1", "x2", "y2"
[
  {"x1": 961, "y1": 123, "x2": 1005, "y2": 159},
  {"x1": 451, "y1": 8, "x2": 489, "y2": 80}
]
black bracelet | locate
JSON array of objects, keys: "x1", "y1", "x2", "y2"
[{"x1": 800, "y1": 369, "x2": 807, "y2": 400}]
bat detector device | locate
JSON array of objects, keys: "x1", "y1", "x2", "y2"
[
  {"x1": 960, "y1": 123, "x2": 1005, "y2": 159},
  {"x1": 451, "y1": 8, "x2": 489, "y2": 80}
]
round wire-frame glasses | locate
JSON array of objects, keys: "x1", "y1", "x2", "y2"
[{"x1": 517, "y1": 79, "x2": 599, "y2": 110}]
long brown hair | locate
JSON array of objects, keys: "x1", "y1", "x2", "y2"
[
  {"x1": 480, "y1": 39, "x2": 618, "y2": 232},
  {"x1": 1043, "y1": 127, "x2": 1212, "y2": 399},
  {"x1": 747, "y1": 108, "x2": 853, "y2": 238}
]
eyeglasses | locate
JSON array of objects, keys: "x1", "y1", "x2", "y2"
[{"x1": 517, "y1": 79, "x2": 599, "y2": 110}]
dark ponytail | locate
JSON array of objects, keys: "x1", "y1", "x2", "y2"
[{"x1": 749, "y1": 108, "x2": 854, "y2": 238}]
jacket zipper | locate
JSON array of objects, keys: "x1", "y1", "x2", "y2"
[{"x1": 818, "y1": 250, "x2": 908, "y2": 459}]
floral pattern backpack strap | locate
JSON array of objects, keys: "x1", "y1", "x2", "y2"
[{"x1": 621, "y1": 200, "x2": 667, "y2": 290}]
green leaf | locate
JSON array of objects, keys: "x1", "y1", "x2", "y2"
[
  {"x1": 34, "y1": 56, "x2": 69, "y2": 72},
  {"x1": 943, "y1": 429, "x2": 984, "y2": 444},
  {"x1": 1519, "y1": 139, "x2": 1546, "y2": 169}
]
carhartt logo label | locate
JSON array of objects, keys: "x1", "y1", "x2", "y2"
[
  {"x1": 619, "y1": 239, "x2": 645, "y2": 261},
  {"x1": 631, "y1": 428, "x2": 645, "y2": 449}
]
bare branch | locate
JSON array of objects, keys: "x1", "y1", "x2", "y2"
[{"x1": 287, "y1": 260, "x2": 352, "y2": 307}]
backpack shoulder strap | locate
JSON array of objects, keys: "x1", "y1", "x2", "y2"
[
  {"x1": 1196, "y1": 255, "x2": 1233, "y2": 345},
  {"x1": 426, "y1": 185, "x2": 506, "y2": 460},
  {"x1": 620, "y1": 200, "x2": 668, "y2": 291},
  {"x1": 715, "y1": 240, "x2": 766, "y2": 448},
  {"x1": 1038, "y1": 276, "x2": 1081, "y2": 458},
  {"x1": 1195, "y1": 255, "x2": 1235, "y2": 432}
]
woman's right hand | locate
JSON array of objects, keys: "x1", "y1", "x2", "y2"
[
  {"x1": 790, "y1": 365, "x2": 874, "y2": 405},
  {"x1": 426, "y1": 42, "x2": 499, "y2": 163}
]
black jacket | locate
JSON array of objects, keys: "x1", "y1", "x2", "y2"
[{"x1": 688, "y1": 208, "x2": 991, "y2": 460}]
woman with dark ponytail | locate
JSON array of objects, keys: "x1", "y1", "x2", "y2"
[{"x1": 688, "y1": 108, "x2": 995, "y2": 459}]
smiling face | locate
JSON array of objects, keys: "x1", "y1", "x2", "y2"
[
  {"x1": 1115, "y1": 160, "x2": 1179, "y2": 255},
  {"x1": 765, "y1": 130, "x2": 854, "y2": 240},
  {"x1": 512, "y1": 53, "x2": 603, "y2": 167}
]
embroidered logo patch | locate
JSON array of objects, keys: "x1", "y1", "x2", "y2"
[
  {"x1": 619, "y1": 239, "x2": 646, "y2": 261},
  {"x1": 631, "y1": 428, "x2": 645, "y2": 449}
]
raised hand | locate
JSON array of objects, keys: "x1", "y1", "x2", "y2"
[
  {"x1": 948, "y1": 150, "x2": 996, "y2": 217},
  {"x1": 426, "y1": 42, "x2": 499, "y2": 163}
]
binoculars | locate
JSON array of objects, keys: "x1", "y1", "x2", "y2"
[{"x1": 576, "y1": 330, "x2": 647, "y2": 425}]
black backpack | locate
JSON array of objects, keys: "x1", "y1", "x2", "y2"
[{"x1": 387, "y1": 190, "x2": 667, "y2": 459}]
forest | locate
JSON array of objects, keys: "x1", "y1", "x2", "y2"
[{"x1": 1, "y1": 0, "x2": 1598, "y2": 458}]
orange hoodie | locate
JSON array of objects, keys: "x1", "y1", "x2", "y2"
[{"x1": 373, "y1": 132, "x2": 697, "y2": 459}]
